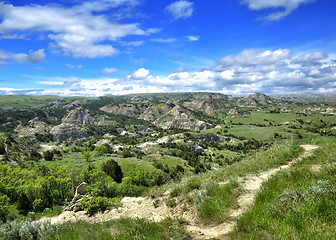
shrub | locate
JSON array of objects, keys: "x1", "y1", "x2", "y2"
[
  {"x1": 29, "y1": 150, "x2": 42, "y2": 161},
  {"x1": 43, "y1": 150, "x2": 54, "y2": 161},
  {"x1": 79, "y1": 196, "x2": 110, "y2": 216},
  {"x1": 170, "y1": 187, "x2": 181, "y2": 198},
  {"x1": 17, "y1": 193, "x2": 31, "y2": 215},
  {"x1": 32, "y1": 199, "x2": 45, "y2": 212},
  {"x1": 101, "y1": 159, "x2": 123, "y2": 183},
  {"x1": 0, "y1": 195, "x2": 10, "y2": 223},
  {"x1": 0, "y1": 220, "x2": 59, "y2": 240},
  {"x1": 0, "y1": 143, "x2": 6, "y2": 154}
]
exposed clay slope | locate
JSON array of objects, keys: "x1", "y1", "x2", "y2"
[
  {"x1": 63, "y1": 108, "x2": 97, "y2": 125},
  {"x1": 153, "y1": 105, "x2": 214, "y2": 131}
]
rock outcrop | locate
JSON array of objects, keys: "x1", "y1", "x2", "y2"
[
  {"x1": 51, "y1": 123, "x2": 90, "y2": 141},
  {"x1": 63, "y1": 108, "x2": 96, "y2": 125},
  {"x1": 100, "y1": 104, "x2": 140, "y2": 117},
  {"x1": 138, "y1": 107, "x2": 158, "y2": 121},
  {"x1": 197, "y1": 133, "x2": 231, "y2": 143},
  {"x1": 63, "y1": 182, "x2": 88, "y2": 212},
  {"x1": 237, "y1": 92, "x2": 284, "y2": 107},
  {"x1": 228, "y1": 107, "x2": 251, "y2": 116},
  {"x1": 154, "y1": 105, "x2": 214, "y2": 131}
]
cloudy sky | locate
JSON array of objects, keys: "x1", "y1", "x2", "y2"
[{"x1": 0, "y1": 0, "x2": 335, "y2": 96}]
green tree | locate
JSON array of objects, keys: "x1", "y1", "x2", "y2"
[
  {"x1": 17, "y1": 193, "x2": 31, "y2": 215},
  {"x1": 83, "y1": 150, "x2": 91, "y2": 162},
  {"x1": 101, "y1": 159, "x2": 123, "y2": 183},
  {"x1": 43, "y1": 150, "x2": 54, "y2": 161},
  {"x1": 0, "y1": 195, "x2": 10, "y2": 223},
  {"x1": 0, "y1": 142, "x2": 6, "y2": 154}
]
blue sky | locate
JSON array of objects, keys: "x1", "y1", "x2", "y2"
[{"x1": 0, "y1": 0, "x2": 335, "y2": 96}]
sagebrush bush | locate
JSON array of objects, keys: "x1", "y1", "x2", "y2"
[{"x1": 0, "y1": 220, "x2": 59, "y2": 240}]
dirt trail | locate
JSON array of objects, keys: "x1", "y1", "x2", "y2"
[
  {"x1": 185, "y1": 144, "x2": 318, "y2": 239},
  {"x1": 37, "y1": 145, "x2": 318, "y2": 239}
]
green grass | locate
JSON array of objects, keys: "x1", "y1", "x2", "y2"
[
  {"x1": 231, "y1": 137, "x2": 336, "y2": 239},
  {"x1": 0, "y1": 95, "x2": 87, "y2": 110},
  {"x1": 193, "y1": 178, "x2": 240, "y2": 222},
  {"x1": 44, "y1": 218, "x2": 190, "y2": 240},
  {"x1": 212, "y1": 141, "x2": 303, "y2": 181},
  {"x1": 30, "y1": 206, "x2": 63, "y2": 220},
  {"x1": 159, "y1": 141, "x2": 303, "y2": 223},
  {"x1": 227, "y1": 125, "x2": 289, "y2": 140},
  {"x1": 44, "y1": 151, "x2": 190, "y2": 178}
]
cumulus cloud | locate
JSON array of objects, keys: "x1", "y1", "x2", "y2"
[
  {"x1": 291, "y1": 51, "x2": 327, "y2": 64},
  {"x1": 0, "y1": 49, "x2": 45, "y2": 65},
  {"x1": 242, "y1": 0, "x2": 316, "y2": 20},
  {"x1": 218, "y1": 49, "x2": 291, "y2": 67},
  {"x1": 99, "y1": 67, "x2": 118, "y2": 75},
  {"x1": 131, "y1": 68, "x2": 150, "y2": 79},
  {"x1": 4, "y1": 48, "x2": 336, "y2": 96},
  {"x1": 0, "y1": 1, "x2": 159, "y2": 58},
  {"x1": 125, "y1": 49, "x2": 335, "y2": 94},
  {"x1": 186, "y1": 35, "x2": 199, "y2": 41},
  {"x1": 32, "y1": 75, "x2": 165, "y2": 96},
  {"x1": 27, "y1": 49, "x2": 46, "y2": 62},
  {"x1": 165, "y1": 1, "x2": 194, "y2": 20}
]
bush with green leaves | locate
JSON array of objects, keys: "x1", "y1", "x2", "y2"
[
  {"x1": 79, "y1": 196, "x2": 110, "y2": 216},
  {"x1": 0, "y1": 194, "x2": 10, "y2": 223},
  {"x1": 43, "y1": 150, "x2": 54, "y2": 161},
  {"x1": 101, "y1": 159, "x2": 123, "y2": 183}
]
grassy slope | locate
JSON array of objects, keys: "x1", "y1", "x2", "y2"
[
  {"x1": 44, "y1": 218, "x2": 189, "y2": 240},
  {"x1": 232, "y1": 137, "x2": 336, "y2": 239}
]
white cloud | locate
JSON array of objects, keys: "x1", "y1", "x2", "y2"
[
  {"x1": 32, "y1": 75, "x2": 164, "y2": 96},
  {"x1": 186, "y1": 35, "x2": 199, "y2": 41},
  {"x1": 0, "y1": 2, "x2": 159, "y2": 58},
  {"x1": 27, "y1": 49, "x2": 46, "y2": 62},
  {"x1": 99, "y1": 67, "x2": 118, "y2": 75},
  {"x1": 220, "y1": 70, "x2": 234, "y2": 80},
  {"x1": 4, "y1": 48, "x2": 336, "y2": 96},
  {"x1": 131, "y1": 68, "x2": 150, "y2": 79},
  {"x1": 0, "y1": 48, "x2": 45, "y2": 65},
  {"x1": 150, "y1": 38, "x2": 177, "y2": 43},
  {"x1": 291, "y1": 51, "x2": 327, "y2": 64},
  {"x1": 242, "y1": 0, "x2": 316, "y2": 20},
  {"x1": 165, "y1": 1, "x2": 194, "y2": 20},
  {"x1": 129, "y1": 49, "x2": 336, "y2": 94},
  {"x1": 218, "y1": 49, "x2": 291, "y2": 67}
]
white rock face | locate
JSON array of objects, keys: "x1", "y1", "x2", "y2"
[
  {"x1": 63, "y1": 108, "x2": 96, "y2": 125},
  {"x1": 51, "y1": 123, "x2": 90, "y2": 141},
  {"x1": 153, "y1": 105, "x2": 214, "y2": 131}
]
